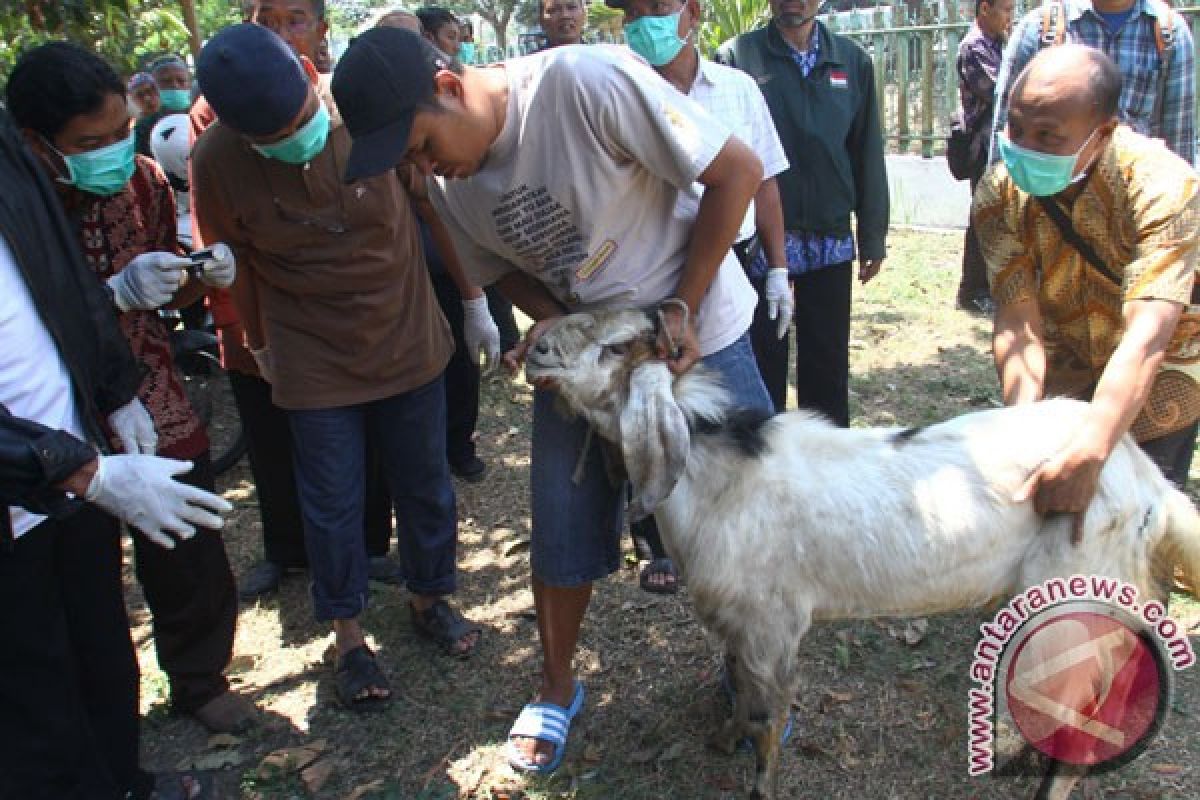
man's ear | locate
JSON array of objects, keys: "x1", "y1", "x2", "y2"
[
  {"x1": 20, "y1": 128, "x2": 63, "y2": 176},
  {"x1": 432, "y1": 69, "x2": 465, "y2": 102}
]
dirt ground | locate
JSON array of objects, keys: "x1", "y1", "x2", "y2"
[{"x1": 133, "y1": 229, "x2": 1200, "y2": 799}]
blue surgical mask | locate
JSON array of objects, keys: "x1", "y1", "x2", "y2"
[
  {"x1": 252, "y1": 104, "x2": 331, "y2": 165},
  {"x1": 624, "y1": 11, "x2": 687, "y2": 67},
  {"x1": 47, "y1": 132, "x2": 137, "y2": 196},
  {"x1": 159, "y1": 88, "x2": 192, "y2": 112},
  {"x1": 996, "y1": 128, "x2": 1099, "y2": 197},
  {"x1": 459, "y1": 42, "x2": 476, "y2": 63}
]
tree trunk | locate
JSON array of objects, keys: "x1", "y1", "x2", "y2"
[{"x1": 178, "y1": 0, "x2": 202, "y2": 60}]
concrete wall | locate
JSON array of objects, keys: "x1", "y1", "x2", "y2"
[{"x1": 886, "y1": 154, "x2": 972, "y2": 230}]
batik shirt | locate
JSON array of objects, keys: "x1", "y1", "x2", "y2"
[
  {"x1": 71, "y1": 155, "x2": 208, "y2": 459},
  {"x1": 957, "y1": 21, "x2": 1004, "y2": 136},
  {"x1": 973, "y1": 126, "x2": 1200, "y2": 441}
]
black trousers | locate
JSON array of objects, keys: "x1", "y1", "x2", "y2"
[
  {"x1": 430, "y1": 271, "x2": 482, "y2": 467},
  {"x1": 958, "y1": 171, "x2": 990, "y2": 304},
  {"x1": 131, "y1": 452, "x2": 237, "y2": 712},
  {"x1": 227, "y1": 371, "x2": 392, "y2": 568},
  {"x1": 749, "y1": 261, "x2": 853, "y2": 425},
  {"x1": 0, "y1": 506, "x2": 152, "y2": 800}
]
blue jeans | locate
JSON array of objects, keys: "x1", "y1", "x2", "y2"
[
  {"x1": 287, "y1": 378, "x2": 458, "y2": 621},
  {"x1": 530, "y1": 334, "x2": 771, "y2": 587}
]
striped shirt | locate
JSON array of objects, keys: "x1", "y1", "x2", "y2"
[{"x1": 992, "y1": 0, "x2": 1196, "y2": 165}]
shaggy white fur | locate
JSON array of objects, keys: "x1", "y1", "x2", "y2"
[{"x1": 524, "y1": 309, "x2": 1200, "y2": 800}]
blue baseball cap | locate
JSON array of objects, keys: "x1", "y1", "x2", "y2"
[
  {"x1": 332, "y1": 27, "x2": 452, "y2": 183},
  {"x1": 196, "y1": 24, "x2": 309, "y2": 137}
]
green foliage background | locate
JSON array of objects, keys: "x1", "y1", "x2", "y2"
[{"x1": 0, "y1": 0, "x2": 240, "y2": 77}]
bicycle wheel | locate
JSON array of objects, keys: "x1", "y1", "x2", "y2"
[{"x1": 178, "y1": 353, "x2": 247, "y2": 476}]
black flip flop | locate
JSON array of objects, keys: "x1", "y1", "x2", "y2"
[
  {"x1": 334, "y1": 645, "x2": 393, "y2": 712},
  {"x1": 409, "y1": 599, "x2": 482, "y2": 659}
]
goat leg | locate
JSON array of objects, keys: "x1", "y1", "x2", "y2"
[
  {"x1": 1032, "y1": 760, "x2": 1087, "y2": 800},
  {"x1": 748, "y1": 710, "x2": 786, "y2": 800}
]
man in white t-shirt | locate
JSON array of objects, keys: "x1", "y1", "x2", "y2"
[{"x1": 332, "y1": 27, "x2": 772, "y2": 773}]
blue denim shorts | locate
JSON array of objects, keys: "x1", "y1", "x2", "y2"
[{"x1": 530, "y1": 334, "x2": 771, "y2": 587}]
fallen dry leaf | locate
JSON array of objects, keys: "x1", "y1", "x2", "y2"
[
  {"x1": 582, "y1": 743, "x2": 604, "y2": 763},
  {"x1": 257, "y1": 740, "x2": 327, "y2": 779},
  {"x1": 1150, "y1": 763, "x2": 1183, "y2": 775},
  {"x1": 301, "y1": 759, "x2": 334, "y2": 793},
  {"x1": 205, "y1": 733, "x2": 242, "y2": 750},
  {"x1": 344, "y1": 780, "x2": 386, "y2": 800},
  {"x1": 628, "y1": 745, "x2": 660, "y2": 764},
  {"x1": 656, "y1": 742, "x2": 685, "y2": 765},
  {"x1": 185, "y1": 748, "x2": 242, "y2": 771}
]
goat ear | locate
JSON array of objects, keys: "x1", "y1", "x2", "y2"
[{"x1": 619, "y1": 361, "x2": 690, "y2": 522}]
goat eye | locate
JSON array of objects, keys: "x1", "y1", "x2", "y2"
[{"x1": 604, "y1": 343, "x2": 628, "y2": 356}]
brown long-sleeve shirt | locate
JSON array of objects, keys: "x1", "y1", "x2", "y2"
[{"x1": 190, "y1": 78, "x2": 452, "y2": 410}]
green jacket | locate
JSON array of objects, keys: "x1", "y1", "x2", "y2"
[{"x1": 717, "y1": 21, "x2": 889, "y2": 261}]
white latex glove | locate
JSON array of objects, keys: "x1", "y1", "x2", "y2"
[
  {"x1": 195, "y1": 242, "x2": 237, "y2": 289},
  {"x1": 250, "y1": 347, "x2": 274, "y2": 384},
  {"x1": 106, "y1": 398, "x2": 158, "y2": 455},
  {"x1": 462, "y1": 294, "x2": 501, "y2": 371},
  {"x1": 106, "y1": 251, "x2": 189, "y2": 312},
  {"x1": 764, "y1": 268, "x2": 794, "y2": 340},
  {"x1": 85, "y1": 455, "x2": 233, "y2": 549}
]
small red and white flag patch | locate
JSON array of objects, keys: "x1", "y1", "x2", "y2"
[{"x1": 830, "y1": 70, "x2": 848, "y2": 88}]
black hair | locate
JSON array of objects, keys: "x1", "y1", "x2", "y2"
[
  {"x1": 1087, "y1": 48, "x2": 1122, "y2": 119},
  {"x1": 242, "y1": 0, "x2": 326, "y2": 19},
  {"x1": 6, "y1": 41, "x2": 125, "y2": 140},
  {"x1": 416, "y1": 6, "x2": 459, "y2": 36}
]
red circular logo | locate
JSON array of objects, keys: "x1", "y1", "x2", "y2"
[{"x1": 1005, "y1": 610, "x2": 1166, "y2": 767}]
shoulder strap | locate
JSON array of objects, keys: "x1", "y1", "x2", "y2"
[{"x1": 1035, "y1": 195, "x2": 1123, "y2": 287}]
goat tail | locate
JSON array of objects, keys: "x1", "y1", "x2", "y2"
[{"x1": 1160, "y1": 486, "x2": 1200, "y2": 599}]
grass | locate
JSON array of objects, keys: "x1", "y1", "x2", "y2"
[{"x1": 133, "y1": 228, "x2": 1200, "y2": 799}]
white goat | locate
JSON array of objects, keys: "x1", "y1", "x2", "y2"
[{"x1": 523, "y1": 309, "x2": 1200, "y2": 800}]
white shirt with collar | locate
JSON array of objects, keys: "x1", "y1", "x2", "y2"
[{"x1": 674, "y1": 55, "x2": 791, "y2": 243}]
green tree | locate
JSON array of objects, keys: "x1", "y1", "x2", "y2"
[
  {"x1": 698, "y1": 0, "x2": 769, "y2": 55},
  {"x1": 0, "y1": 0, "x2": 241, "y2": 76}
]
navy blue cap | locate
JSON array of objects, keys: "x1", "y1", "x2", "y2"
[
  {"x1": 196, "y1": 24, "x2": 309, "y2": 137},
  {"x1": 332, "y1": 27, "x2": 451, "y2": 183}
]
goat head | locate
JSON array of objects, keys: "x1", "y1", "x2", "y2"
[{"x1": 524, "y1": 309, "x2": 691, "y2": 520}]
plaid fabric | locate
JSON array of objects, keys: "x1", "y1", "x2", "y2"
[
  {"x1": 973, "y1": 126, "x2": 1200, "y2": 440},
  {"x1": 786, "y1": 23, "x2": 820, "y2": 77},
  {"x1": 993, "y1": 0, "x2": 1196, "y2": 164},
  {"x1": 957, "y1": 21, "x2": 1004, "y2": 135}
]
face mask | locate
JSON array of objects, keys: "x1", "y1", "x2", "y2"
[
  {"x1": 253, "y1": 103, "x2": 330, "y2": 165},
  {"x1": 996, "y1": 128, "x2": 1099, "y2": 197},
  {"x1": 624, "y1": 11, "x2": 687, "y2": 67},
  {"x1": 47, "y1": 132, "x2": 136, "y2": 196},
  {"x1": 159, "y1": 88, "x2": 192, "y2": 112},
  {"x1": 459, "y1": 42, "x2": 476, "y2": 63}
]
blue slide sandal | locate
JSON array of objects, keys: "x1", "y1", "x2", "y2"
[{"x1": 506, "y1": 682, "x2": 586, "y2": 774}]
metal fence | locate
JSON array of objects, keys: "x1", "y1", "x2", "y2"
[{"x1": 826, "y1": 0, "x2": 1200, "y2": 156}]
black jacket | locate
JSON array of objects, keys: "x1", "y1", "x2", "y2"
[
  {"x1": 0, "y1": 107, "x2": 142, "y2": 533},
  {"x1": 717, "y1": 21, "x2": 889, "y2": 261}
]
